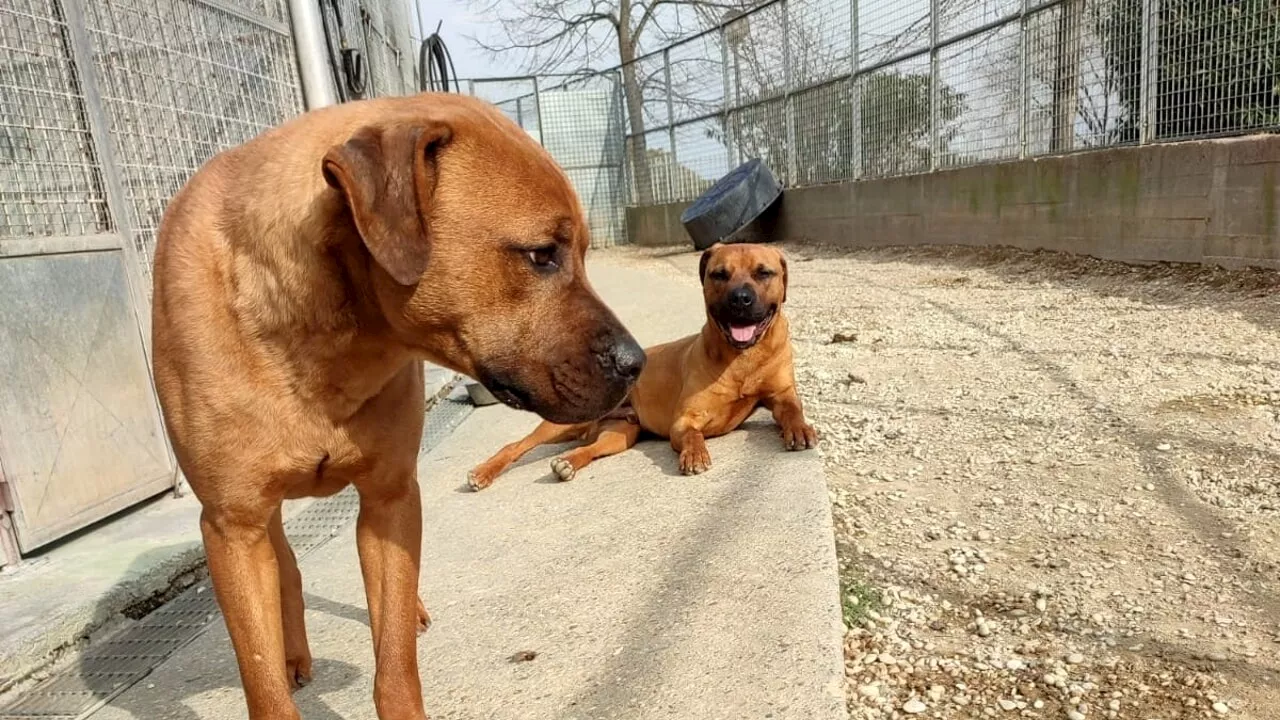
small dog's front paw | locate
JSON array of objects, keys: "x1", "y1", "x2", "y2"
[
  {"x1": 781, "y1": 422, "x2": 818, "y2": 451},
  {"x1": 466, "y1": 469, "x2": 493, "y2": 491},
  {"x1": 416, "y1": 597, "x2": 432, "y2": 635},
  {"x1": 550, "y1": 457, "x2": 577, "y2": 482},
  {"x1": 679, "y1": 445, "x2": 712, "y2": 475}
]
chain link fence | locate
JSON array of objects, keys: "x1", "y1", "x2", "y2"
[
  {"x1": 500, "y1": 0, "x2": 1277, "y2": 209},
  {"x1": 466, "y1": 73, "x2": 632, "y2": 248}
]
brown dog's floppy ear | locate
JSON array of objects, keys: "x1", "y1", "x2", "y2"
[
  {"x1": 778, "y1": 250, "x2": 789, "y2": 304},
  {"x1": 322, "y1": 123, "x2": 451, "y2": 285},
  {"x1": 698, "y1": 244, "x2": 719, "y2": 285}
]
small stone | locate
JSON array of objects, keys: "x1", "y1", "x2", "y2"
[
  {"x1": 1066, "y1": 653, "x2": 1086, "y2": 665},
  {"x1": 858, "y1": 684, "x2": 880, "y2": 699},
  {"x1": 977, "y1": 530, "x2": 993, "y2": 542},
  {"x1": 1144, "y1": 483, "x2": 1155, "y2": 491},
  {"x1": 1156, "y1": 443, "x2": 1172, "y2": 451},
  {"x1": 903, "y1": 698, "x2": 928, "y2": 714},
  {"x1": 999, "y1": 699, "x2": 1019, "y2": 711},
  {"x1": 1208, "y1": 652, "x2": 1228, "y2": 662},
  {"x1": 1213, "y1": 702, "x2": 1230, "y2": 715},
  {"x1": 1068, "y1": 711, "x2": 1086, "y2": 720}
]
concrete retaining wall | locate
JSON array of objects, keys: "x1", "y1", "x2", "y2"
[{"x1": 625, "y1": 134, "x2": 1280, "y2": 268}]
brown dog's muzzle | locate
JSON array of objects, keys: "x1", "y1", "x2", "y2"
[{"x1": 476, "y1": 312, "x2": 645, "y2": 425}]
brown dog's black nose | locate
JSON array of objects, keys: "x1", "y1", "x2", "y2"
[
  {"x1": 729, "y1": 286, "x2": 756, "y2": 308},
  {"x1": 606, "y1": 336, "x2": 646, "y2": 382}
]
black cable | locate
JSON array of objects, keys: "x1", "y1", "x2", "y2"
[
  {"x1": 320, "y1": 0, "x2": 366, "y2": 102},
  {"x1": 420, "y1": 22, "x2": 459, "y2": 93}
]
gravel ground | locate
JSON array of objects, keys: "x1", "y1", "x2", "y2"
[{"x1": 608, "y1": 243, "x2": 1280, "y2": 720}]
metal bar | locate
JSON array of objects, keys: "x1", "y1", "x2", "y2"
[
  {"x1": 0, "y1": 233, "x2": 122, "y2": 258},
  {"x1": 928, "y1": 0, "x2": 940, "y2": 170},
  {"x1": 1019, "y1": 0, "x2": 1029, "y2": 157},
  {"x1": 188, "y1": 0, "x2": 290, "y2": 34},
  {"x1": 59, "y1": 0, "x2": 177, "y2": 486},
  {"x1": 1139, "y1": 0, "x2": 1159, "y2": 143},
  {"x1": 849, "y1": 0, "x2": 861, "y2": 180},
  {"x1": 516, "y1": 96, "x2": 525, "y2": 131},
  {"x1": 719, "y1": 26, "x2": 734, "y2": 171},
  {"x1": 782, "y1": 0, "x2": 797, "y2": 184},
  {"x1": 60, "y1": 0, "x2": 150, "y2": 355},
  {"x1": 532, "y1": 75, "x2": 545, "y2": 146},
  {"x1": 664, "y1": 47, "x2": 677, "y2": 199},
  {"x1": 287, "y1": 0, "x2": 338, "y2": 108}
]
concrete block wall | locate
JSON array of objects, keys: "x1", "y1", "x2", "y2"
[{"x1": 625, "y1": 134, "x2": 1280, "y2": 268}]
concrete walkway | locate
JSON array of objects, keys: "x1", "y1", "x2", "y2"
[{"x1": 84, "y1": 255, "x2": 847, "y2": 720}]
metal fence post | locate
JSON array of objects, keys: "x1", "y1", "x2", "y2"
[
  {"x1": 664, "y1": 48, "x2": 677, "y2": 200},
  {"x1": 782, "y1": 0, "x2": 798, "y2": 185},
  {"x1": 60, "y1": 0, "x2": 149, "y2": 353},
  {"x1": 532, "y1": 75, "x2": 546, "y2": 146},
  {"x1": 287, "y1": 0, "x2": 338, "y2": 108},
  {"x1": 720, "y1": 26, "x2": 735, "y2": 172},
  {"x1": 1139, "y1": 0, "x2": 1159, "y2": 143},
  {"x1": 1018, "y1": 0, "x2": 1029, "y2": 157},
  {"x1": 849, "y1": 0, "x2": 861, "y2": 180},
  {"x1": 61, "y1": 0, "x2": 178, "y2": 486},
  {"x1": 928, "y1": 0, "x2": 940, "y2": 170}
]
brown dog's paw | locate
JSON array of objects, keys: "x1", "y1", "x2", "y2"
[
  {"x1": 467, "y1": 469, "x2": 493, "y2": 491},
  {"x1": 781, "y1": 422, "x2": 818, "y2": 451},
  {"x1": 550, "y1": 457, "x2": 577, "y2": 482},
  {"x1": 286, "y1": 654, "x2": 313, "y2": 691},
  {"x1": 679, "y1": 445, "x2": 712, "y2": 475},
  {"x1": 416, "y1": 597, "x2": 432, "y2": 635}
]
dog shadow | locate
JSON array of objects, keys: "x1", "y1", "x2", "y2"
[{"x1": 73, "y1": 548, "x2": 373, "y2": 719}]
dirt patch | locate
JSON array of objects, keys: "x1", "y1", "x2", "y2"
[{"x1": 611, "y1": 243, "x2": 1280, "y2": 719}]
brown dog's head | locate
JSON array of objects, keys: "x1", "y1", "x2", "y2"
[
  {"x1": 320, "y1": 95, "x2": 643, "y2": 424},
  {"x1": 699, "y1": 243, "x2": 788, "y2": 350}
]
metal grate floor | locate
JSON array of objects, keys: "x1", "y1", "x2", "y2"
[{"x1": 0, "y1": 388, "x2": 473, "y2": 720}]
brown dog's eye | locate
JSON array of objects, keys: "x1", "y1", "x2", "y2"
[
  {"x1": 526, "y1": 245, "x2": 559, "y2": 271},
  {"x1": 709, "y1": 269, "x2": 730, "y2": 282},
  {"x1": 755, "y1": 267, "x2": 776, "y2": 280}
]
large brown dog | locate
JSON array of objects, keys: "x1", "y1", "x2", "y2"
[
  {"x1": 150, "y1": 94, "x2": 644, "y2": 720},
  {"x1": 467, "y1": 243, "x2": 816, "y2": 489}
]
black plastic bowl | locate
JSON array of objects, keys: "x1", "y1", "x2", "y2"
[{"x1": 680, "y1": 158, "x2": 783, "y2": 251}]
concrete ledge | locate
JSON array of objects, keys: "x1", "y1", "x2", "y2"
[{"x1": 626, "y1": 134, "x2": 1280, "y2": 267}]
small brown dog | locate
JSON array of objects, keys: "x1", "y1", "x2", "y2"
[
  {"x1": 467, "y1": 243, "x2": 816, "y2": 489},
  {"x1": 151, "y1": 94, "x2": 643, "y2": 720}
]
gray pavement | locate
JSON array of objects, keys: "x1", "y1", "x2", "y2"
[{"x1": 81, "y1": 255, "x2": 847, "y2": 720}]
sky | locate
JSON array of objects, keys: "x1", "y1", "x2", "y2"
[{"x1": 411, "y1": 0, "x2": 509, "y2": 79}]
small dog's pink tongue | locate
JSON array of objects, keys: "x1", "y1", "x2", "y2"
[{"x1": 730, "y1": 324, "x2": 758, "y2": 343}]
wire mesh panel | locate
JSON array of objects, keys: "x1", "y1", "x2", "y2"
[
  {"x1": 539, "y1": 73, "x2": 630, "y2": 248},
  {"x1": 84, "y1": 0, "x2": 303, "y2": 284},
  {"x1": 1152, "y1": 0, "x2": 1279, "y2": 141},
  {"x1": 0, "y1": 0, "x2": 109, "y2": 240},
  {"x1": 468, "y1": 78, "x2": 542, "y2": 139},
  {"x1": 938, "y1": 23, "x2": 1021, "y2": 166}
]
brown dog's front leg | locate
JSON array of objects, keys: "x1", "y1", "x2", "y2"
[
  {"x1": 764, "y1": 387, "x2": 818, "y2": 451},
  {"x1": 671, "y1": 419, "x2": 712, "y2": 475},
  {"x1": 356, "y1": 475, "x2": 428, "y2": 720},
  {"x1": 268, "y1": 508, "x2": 312, "y2": 690},
  {"x1": 201, "y1": 505, "x2": 301, "y2": 720}
]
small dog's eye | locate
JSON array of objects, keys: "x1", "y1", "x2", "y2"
[
  {"x1": 709, "y1": 269, "x2": 730, "y2": 282},
  {"x1": 755, "y1": 268, "x2": 776, "y2": 279},
  {"x1": 526, "y1": 246, "x2": 558, "y2": 270}
]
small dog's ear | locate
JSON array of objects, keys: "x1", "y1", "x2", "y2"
[
  {"x1": 778, "y1": 250, "x2": 788, "y2": 304},
  {"x1": 322, "y1": 121, "x2": 451, "y2": 285},
  {"x1": 698, "y1": 244, "x2": 719, "y2": 285}
]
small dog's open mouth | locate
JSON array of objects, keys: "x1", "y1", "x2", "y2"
[{"x1": 718, "y1": 308, "x2": 776, "y2": 350}]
